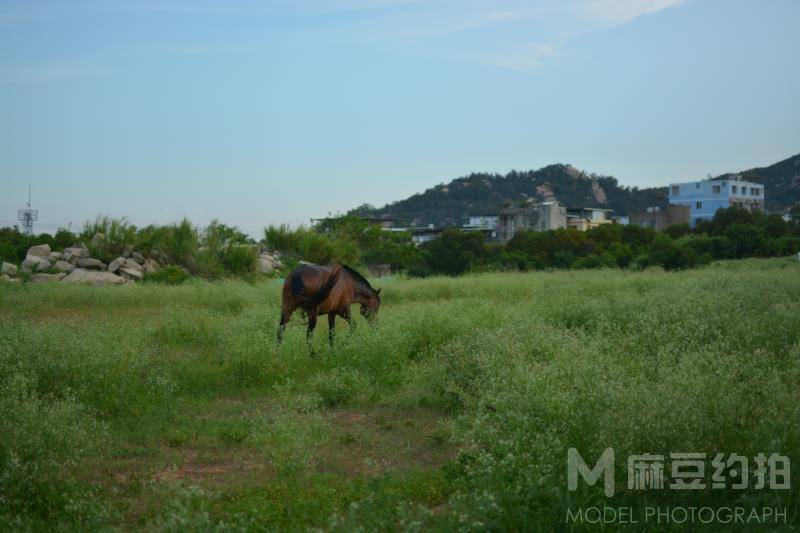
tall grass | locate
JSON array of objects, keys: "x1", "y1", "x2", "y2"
[{"x1": 0, "y1": 258, "x2": 798, "y2": 530}]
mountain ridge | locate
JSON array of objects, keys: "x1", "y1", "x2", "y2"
[{"x1": 350, "y1": 154, "x2": 800, "y2": 227}]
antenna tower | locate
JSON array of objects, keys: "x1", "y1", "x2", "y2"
[{"x1": 17, "y1": 185, "x2": 38, "y2": 236}]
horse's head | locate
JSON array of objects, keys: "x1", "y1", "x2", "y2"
[{"x1": 360, "y1": 288, "x2": 381, "y2": 325}]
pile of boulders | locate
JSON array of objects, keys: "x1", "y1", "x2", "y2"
[
  {"x1": 1, "y1": 239, "x2": 288, "y2": 285},
  {"x1": 257, "y1": 249, "x2": 284, "y2": 274},
  {"x1": 1, "y1": 239, "x2": 163, "y2": 285}
]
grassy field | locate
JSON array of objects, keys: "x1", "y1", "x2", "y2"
[{"x1": 1, "y1": 258, "x2": 799, "y2": 531}]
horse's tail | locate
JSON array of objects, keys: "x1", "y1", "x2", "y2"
[{"x1": 307, "y1": 265, "x2": 340, "y2": 305}]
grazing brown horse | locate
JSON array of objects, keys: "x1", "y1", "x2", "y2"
[{"x1": 277, "y1": 264, "x2": 381, "y2": 350}]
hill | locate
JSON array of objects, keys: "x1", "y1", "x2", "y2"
[
  {"x1": 713, "y1": 153, "x2": 800, "y2": 211},
  {"x1": 351, "y1": 154, "x2": 800, "y2": 226}
]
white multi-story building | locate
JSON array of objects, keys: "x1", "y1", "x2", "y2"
[{"x1": 668, "y1": 176, "x2": 764, "y2": 227}]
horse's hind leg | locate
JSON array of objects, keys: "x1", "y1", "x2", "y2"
[
  {"x1": 277, "y1": 308, "x2": 291, "y2": 346},
  {"x1": 306, "y1": 308, "x2": 318, "y2": 354}
]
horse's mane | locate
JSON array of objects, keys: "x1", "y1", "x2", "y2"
[{"x1": 342, "y1": 264, "x2": 375, "y2": 292}]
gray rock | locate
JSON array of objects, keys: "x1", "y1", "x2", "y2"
[
  {"x1": 119, "y1": 267, "x2": 143, "y2": 281},
  {"x1": 30, "y1": 273, "x2": 67, "y2": 284},
  {"x1": 132, "y1": 251, "x2": 145, "y2": 263},
  {"x1": 22, "y1": 255, "x2": 48, "y2": 272},
  {"x1": 61, "y1": 269, "x2": 125, "y2": 285},
  {"x1": 1, "y1": 262, "x2": 17, "y2": 276},
  {"x1": 150, "y1": 251, "x2": 168, "y2": 263},
  {"x1": 0, "y1": 274, "x2": 9, "y2": 282},
  {"x1": 143, "y1": 258, "x2": 159, "y2": 274},
  {"x1": 52, "y1": 260, "x2": 75, "y2": 273},
  {"x1": 63, "y1": 246, "x2": 90, "y2": 263},
  {"x1": 122, "y1": 244, "x2": 133, "y2": 258},
  {"x1": 273, "y1": 260, "x2": 285, "y2": 270},
  {"x1": 123, "y1": 258, "x2": 143, "y2": 272},
  {"x1": 77, "y1": 257, "x2": 106, "y2": 270},
  {"x1": 257, "y1": 257, "x2": 274, "y2": 274},
  {"x1": 26, "y1": 244, "x2": 51, "y2": 258},
  {"x1": 90, "y1": 233, "x2": 105, "y2": 247},
  {"x1": 107, "y1": 257, "x2": 126, "y2": 273},
  {"x1": 48, "y1": 251, "x2": 62, "y2": 261},
  {"x1": 34, "y1": 259, "x2": 52, "y2": 272}
]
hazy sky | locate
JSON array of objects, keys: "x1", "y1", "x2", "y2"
[{"x1": 1, "y1": 0, "x2": 798, "y2": 237}]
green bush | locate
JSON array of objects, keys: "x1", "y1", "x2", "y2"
[
  {"x1": 79, "y1": 216, "x2": 137, "y2": 262},
  {"x1": 144, "y1": 265, "x2": 191, "y2": 285},
  {"x1": 220, "y1": 245, "x2": 258, "y2": 276}
]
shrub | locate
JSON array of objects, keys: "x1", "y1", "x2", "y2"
[
  {"x1": 79, "y1": 216, "x2": 137, "y2": 262},
  {"x1": 220, "y1": 245, "x2": 258, "y2": 276},
  {"x1": 144, "y1": 265, "x2": 191, "y2": 285}
]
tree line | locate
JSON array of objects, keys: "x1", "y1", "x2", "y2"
[{"x1": 2, "y1": 206, "x2": 799, "y2": 280}]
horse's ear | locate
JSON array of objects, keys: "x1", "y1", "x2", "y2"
[{"x1": 376, "y1": 288, "x2": 381, "y2": 295}]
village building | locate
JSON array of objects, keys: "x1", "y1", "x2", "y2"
[
  {"x1": 462, "y1": 213, "x2": 499, "y2": 241},
  {"x1": 629, "y1": 205, "x2": 691, "y2": 231},
  {"x1": 498, "y1": 201, "x2": 567, "y2": 242},
  {"x1": 668, "y1": 176, "x2": 765, "y2": 227},
  {"x1": 566, "y1": 207, "x2": 614, "y2": 231}
]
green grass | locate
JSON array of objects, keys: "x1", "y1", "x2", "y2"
[{"x1": 1, "y1": 258, "x2": 799, "y2": 531}]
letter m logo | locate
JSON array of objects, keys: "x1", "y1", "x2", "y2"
[{"x1": 568, "y1": 447, "x2": 615, "y2": 497}]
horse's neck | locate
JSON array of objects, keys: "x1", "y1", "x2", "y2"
[{"x1": 351, "y1": 281, "x2": 372, "y2": 303}]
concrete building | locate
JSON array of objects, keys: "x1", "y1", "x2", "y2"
[
  {"x1": 382, "y1": 225, "x2": 442, "y2": 245},
  {"x1": 462, "y1": 214, "x2": 498, "y2": 229},
  {"x1": 566, "y1": 207, "x2": 614, "y2": 231},
  {"x1": 462, "y1": 214, "x2": 499, "y2": 241},
  {"x1": 498, "y1": 201, "x2": 567, "y2": 242},
  {"x1": 668, "y1": 176, "x2": 764, "y2": 227},
  {"x1": 629, "y1": 205, "x2": 691, "y2": 231}
]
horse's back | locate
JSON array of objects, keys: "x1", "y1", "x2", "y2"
[{"x1": 282, "y1": 264, "x2": 339, "y2": 309}]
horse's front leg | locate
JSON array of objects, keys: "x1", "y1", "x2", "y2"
[
  {"x1": 306, "y1": 308, "x2": 318, "y2": 355},
  {"x1": 344, "y1": 311, "x2": 355, "y2": 335},
  {"x1": 328, "y1": 313, "x2": 336, "y2": 348}
]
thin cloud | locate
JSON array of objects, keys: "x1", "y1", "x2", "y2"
[
  {"x1": 483, "y1": 43, "x2": 559, "y2": 71},
  {"x1": 581, "y1": 0, "x2": 688, "y2": 26},
  {"x1": 476, "y1": 0, "x2": 687, "y2": 71},
  {"x1": 339, "y1": 0, "x2": 689, "y2": 69}
]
